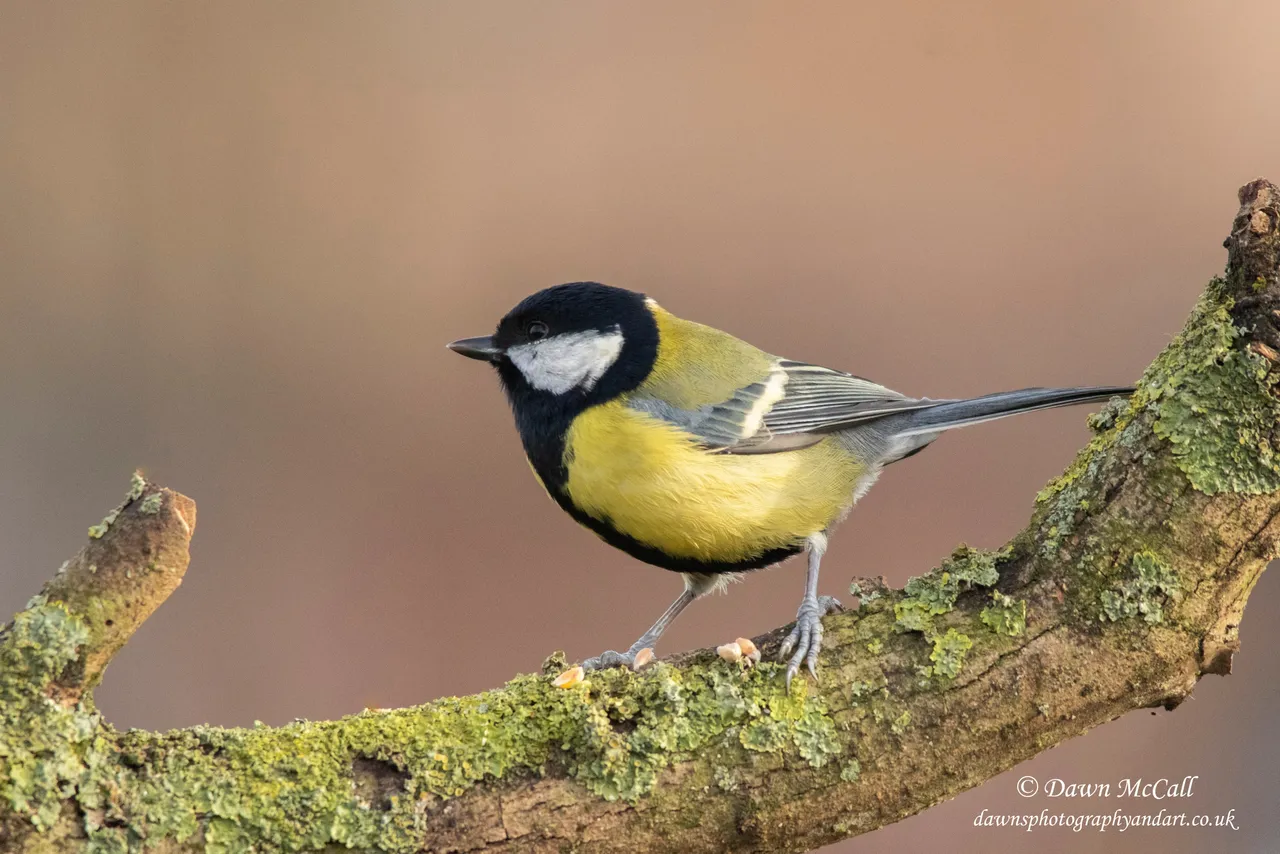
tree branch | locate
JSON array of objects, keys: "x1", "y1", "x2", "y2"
[{"x1": 3, "y1": 179, "x2": 1279, "y2": 854}]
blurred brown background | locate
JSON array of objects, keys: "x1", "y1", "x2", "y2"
[{"x1": 2, "y1": 2, "x2": 1277, "y2": 851}]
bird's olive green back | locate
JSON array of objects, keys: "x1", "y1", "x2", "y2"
[{"x1": 636, "y1": 301, "x2": 777, "y2": 409}]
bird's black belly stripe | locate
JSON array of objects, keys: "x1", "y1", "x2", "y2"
[{"x1": 557, "y1": 497, "x2": 804, "y2": 574}]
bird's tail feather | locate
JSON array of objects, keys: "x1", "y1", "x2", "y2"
[{"x1": 894, "y1": 386, "x2": 1133, "y2": 438}]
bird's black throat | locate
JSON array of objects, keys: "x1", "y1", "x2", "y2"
[{"x1": 494, "y1": 283, "x2": 659, "y2": 493}]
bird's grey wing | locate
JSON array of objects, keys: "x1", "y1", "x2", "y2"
[
  {"x1": 628, "y1": 359, "x2": 944, "y2": 454},
  {"x1": 755, "y1": 360, "x2": 942, "y2": 436},
  {"x1": 626, "y1": 371, "x2": 785, "y2": 450}
]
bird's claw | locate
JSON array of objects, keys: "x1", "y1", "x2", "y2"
[
  {"x1": 582, "y1": 647, "x2": 654, "y2": 673},
  {"x1": 582, "y1": 649, "x2": 632, "y2": 671},
  {"x1": 779, "y1": 595, "x2": 843, "y2": 689}
]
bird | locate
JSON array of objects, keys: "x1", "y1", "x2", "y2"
[{"x1": 448, "y1": 282, "x2": 1132, "y2": 685}]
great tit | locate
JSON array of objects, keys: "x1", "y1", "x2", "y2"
[{"x1": 449, "y1": 282, "x2": 1131, "y2": 684}]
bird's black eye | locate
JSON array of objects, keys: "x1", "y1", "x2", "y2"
[{"x1": 526, "y1": 320, "x2": 549, "y2": 340}]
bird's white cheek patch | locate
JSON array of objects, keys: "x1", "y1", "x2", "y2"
[{"x1": 507, "y1": 328, "x2": 625, "y2": 394}]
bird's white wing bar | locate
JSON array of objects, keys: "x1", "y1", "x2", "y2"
[{"x1": 757, "y1": 361, "x2": 939, "y2": 436}]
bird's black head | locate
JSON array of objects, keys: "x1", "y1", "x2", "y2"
[
  {"x1": 448, "y1": 282, "x2": 660, "y2": 411},
  {"x1": 448, "y1": 282, "x2": 660, "y2": 488}
]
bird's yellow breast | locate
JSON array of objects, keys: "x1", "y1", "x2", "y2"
[{"x1": 562, "y1": 401, "x2": 863, "y2": 564}]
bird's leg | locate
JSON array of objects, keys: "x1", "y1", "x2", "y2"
[
  {"x1": 582, "y1": 586, "x2": 697, "y2": 672},
  {"x1": 778, "y1": 533, "x2": 844, "y2": 688}
]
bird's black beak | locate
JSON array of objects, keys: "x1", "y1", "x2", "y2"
[{"x1": 447, "y1": 336, "x2": 504, "y2": 362}]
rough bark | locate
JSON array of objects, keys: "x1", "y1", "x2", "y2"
[{"x1": 3, "y1": 179, "x2": 1279, "y2": 854}]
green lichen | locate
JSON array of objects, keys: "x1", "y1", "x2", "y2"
[
  {"x1": 713, "y1": 765, "x2": 741, "y2": 792},
  {"x1": 893, "y1": 545, "x2": 1005, "y2": 634},
  {"x1": 1033, "y1": 393, "x2": 1143, "y2": 558},
  {"x1": 848, "y1": 681, "x2": 881, "y2": 702},
  {"x1": 839, "y1": 759, "x2": 861, "y2": 782},
  {"x1": 1143, "y1": 282, "x2": 1280, "y2": 494},
  {"x1": 1035, "y1": 454, "x2": 1103, "y2": 557},
  {"x1": 85, "y1": 829, "x2": 129, "y2": 854},
  {"x1": 980, "y1": 591, "x2": 1027, "y2": 637},
  {"x1": 925, "y1": 629, "x2": 972, "y2": 680},
  {"x1": 1, "y1": 631, "x2": 846, "y2": 853},
  {"x1": 87, "y1": 472, "x2": 148, "y2": 538},
  {"x1": 893, "y1": 600, "x2": 934, "y2": 633},
  {"x1": 1086, "y1": 396, "x2": 1129, "y2": 434},
  {"x1": 0, "y1": 603, "x2": 97, "y2": 832},
  {"x1": 848, "y1": 580, "x2": 881, "y2": 607},
  {"x1": 736, "y1": 676, "x2": 841, "y2": 769},
  {"x1": 1099, "y1": 550, "x2": 1180, "y2": 624},
  {"x1": 890, "y1": 547, "x2": 1003, "y2": 682},
  {"x1": 865, "y1": 638, "x2": 882, "y2": 655},
  {"x1": 139, "y1": 493, "x2": 163, "y2": 515},
  {"x1": 791, "y1": 713, "x2": 841, "y2": 769},
  {"x1": 1037, "y1": 396, "x2": 1138, "y2": 506},
  {"x1": 739, "y1": 718, "x2": 787, "y2": 754},
  {"x1": 864, "y1": 689, "x2": 912, "y2": 741}
]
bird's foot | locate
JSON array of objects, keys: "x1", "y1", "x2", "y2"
[
  {"x1": 778, "y1": 595, "x2": 843, "y2": 689},
  {"x1": 582, "y1": 646, "x2": 655, "y2": 673}
]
